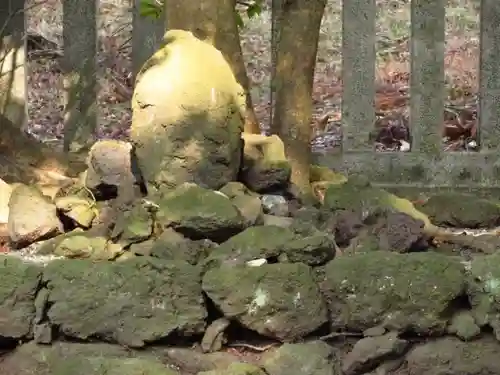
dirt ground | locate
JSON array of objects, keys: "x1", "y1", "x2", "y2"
[{"x1": 24, "y1": 0, "x2": 481, "y2": 151}]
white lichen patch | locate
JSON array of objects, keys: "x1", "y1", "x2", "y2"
[
  {"x1": 247, "y1": 287, "x2": 269, "y2": 315},
  {"x1": 150, "y1": 298, "x2": 167, "y2": 310},
  {"x1": 246, "y1": 258, "x2": 267, "y2": 267},
  {"x1": 293, "y1": 292, "x2": 302, "y2": 307},
  {"x1": 484, "y1": 275, "x2": 500, "y2": 296}
]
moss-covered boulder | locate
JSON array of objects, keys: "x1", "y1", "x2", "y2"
[
  {"x1": 8, "y1": 183, "x2": 63, "y2": 248},
  {"x1": 110, "y1": 200, "x2": 154, "y2": 247},
  {"x1": 202, "y1": 225, "x2": 297, "y2": 269},
  {"x1": 147, "y1": 228, "x2": 216, "y2": 264},
  {"x1": 36, "y1": 230, "x2": 123, "y2": 260},
  {"x1": 55, "y1": 195, "x2": 96, "y2": 229},
  {"x1": 84, "y1": 139, "x2": 145, "y2": 200},
  {"x1": 0, "y1": 342, "x2": 181, "y2": 375},
  {"x1": 286, "y1": 221, "x2": 337, "y2": 265},
  {"x1": 343, "y1": 211, "x2": 428, "y2": 254},
  {"x1": 466, "y1": 252, "x2": 500, "y2": 338},
  {"x1": 404, "y1": 337, "x2": 500, "y2": 375},
  {"x1": 447, "y1": 310, "x2": 481, "y2": 341},
  {"x1": 261, "y1": 341, "x2": 340, "y2": 375},
  {"x1": 156, "y1": 183, "x2": 246, "y2": 242},
  {"x1": 161, "y1": 347, "x2": 242, "y2": 374},
  {"x1": 318, "y1": 252, "x2": 465, "y2": 335},
  {"x1": 0, "y1": 255, "x2": 42, "y2": 339},
  {"x1": 415, "y1": 192, "x2": 500, "y2": 228},
  {"x1": 240, "y1": 134, "x2": 291, "y2": 193},
  {"x1": 130, "y1": 29, "x2": 245, "y2": 191},
  {"x1": 202, "y1": 263, "x2": 328, "y2": 341},
  {"x1": 322, "y1": 181, "x2": 432, "y2": 230},
  {"x1": 203, "y1": 224, "x2": 336, "y2": 270},
  {"x1": 42, "y1": 257, "x2": 206, "y2": 347},
  {"x1": 219, "y1": 182, "x2": 264, "y2": 226},
  {"x1": 198, "y1": 362, "x2": 267, "y2": 375}
]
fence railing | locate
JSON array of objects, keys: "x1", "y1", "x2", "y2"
[
  {"x1": 1, "y1": 0, "x2": 500, "y2": 190},
  {"x1": 314, "y1": 0, "x2": 500, "y2": 191}
]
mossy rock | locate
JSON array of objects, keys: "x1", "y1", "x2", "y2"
[
  {"x1": 198, "y1": 362, "x2": 266, "y2": 375},
  {"x1": 240, "y1": 134, "x2": 291, "y2": 193},
  {"x1": 0, "y1": 255, "x2": 42, "y2": 339},
  {"x1": 202, "y1": 263, "x2": 328, "y2": 341},
  {"x1": 467, "y1": 251, "x2": 500, "y2": 337},
  {"x1": 130, "y1": 29, "x2": 245, "y2": 190},
  {"x1": 156, "y1": 183, "x2": 246, "y2": 242},
  {"x1": 415, "y1": 192, "x2": 500, "y2": 228},
  {"x1": 42, "y1": 256, "x2": 206, "y2": 347},
  {"x1": 318, "y1": 252, "x2": 466, "y2": 335},
  {"x1": 322, "y1": 181, "x2": 433, "y2": 230},
  {"x1": 0, "y1": 342, "x2": 181, "y2": 375}
]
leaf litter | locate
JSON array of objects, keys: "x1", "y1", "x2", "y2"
[{"x1": 23, "y1": 0, "x2": 481, "y2": 153}]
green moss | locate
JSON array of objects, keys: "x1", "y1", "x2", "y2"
[
  {"x1": 320, "y1": 252, "x2": 466, "y2": 334},
  {"x1": 202, "y1": 263, "x2": 327, "y2": 341},
  {"x1": 323, "y1": 182, "x2": 433, "y2": 230}
]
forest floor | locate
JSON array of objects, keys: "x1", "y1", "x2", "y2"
[{"x1": 24, "y1": 0, "x2": 480, "y2": 151}]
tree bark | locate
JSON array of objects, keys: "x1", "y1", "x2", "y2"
[
  {"x1": 165, "y1": 0, "x2": 260, "y2": 134},
  {"x1": 271, "y1": 0, "x2": 326, "y2": 197},
  {"x1": 215, "y1": 0, "x2": 260, "y2": 134},
  {"x1": 1, "y1": 3, "x2": 85, "y2": 192},
  {"x1": 164, "y1": 0, "x2": 219, "y2": 43}
]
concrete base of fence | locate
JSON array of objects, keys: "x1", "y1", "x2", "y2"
[{"x1": 313, "y1": 150, "x2": 500, "y2": 190}]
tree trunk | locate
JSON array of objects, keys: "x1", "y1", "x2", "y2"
[
  {"x1": 164, "y1": 0, "x2": 219, "y2": 44},
  {"x1": 1, "y1": 1, "x2": 86, "y2": 194},
  {"x1": 271, "y1": 0, "x2": 326, "y2": 197},
  {"x1": 165, "y1": 0, "x2": 260, "y2": 134},
  {"x1": 215, "y1": 0, "x2": 260, "y2": 134}
]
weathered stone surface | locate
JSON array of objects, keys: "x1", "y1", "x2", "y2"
[
  {"x1": 0, "y1": 341, "x2": 181, "y2": 375},
  {"x1": 403, "y1": 337, "x2": 500, "y2": 375},
  {"x1": 322, "y1": 182, "x2": 432, "y2": 230},
  {"x1": 84, "y1": 140, "x2": 146, "y2": 199},
  {"x1": 130, "y1": 30, "x2": 245, "y2": 191},
  {"x1": 202, "y1": 263, "x2": 328, "y2": 341},
  {"x1": 466, "y1": 251, "x2": 500, "y2": 339},
  {"x1": 261, "y1": 341, "x2": 340, "y2": 375},
  {"x1": 447, "y1": 310, "x2": 481, "y2": 341},
  {"x1": 262, "y1": 214, "x2": 293, "y2": 228},
  {"x1": 202, "y1": 225, "x2": 296, "y2": 269},
  {"x1": 342, "y1": 332, "x2": 408, "y2": 375},
  {"x1": 0, "y1": 255, "x2": 42, "y2": 339},
  {"x1": 146, "y1": 228, "x2": 216, "y2": 264},
  {"x1": 161, "y1": 347, "x2": 242, "y2": 374},
  {"x1": 156, "y1": 183, "x2": 246, "y2": 242},
  {"x1": 201, "y1": 317, "x2": 230, "y2": 353},
  {"x1": 286, "y1": 221, "x2": 337, "y2": 265},
  {"x1": 198, "y1": 362, "x2": 267, "y2": 375},
  {"x1": 240, "y1": 134, "x2": 291, "y2": 193},
  {"x1": 344, "y1": 211, "x2": 428, "y2": 254},
  {"x1": 110, "y1": 200, "x2": 154, "y2": 247},
  {"x1": 261, "y1": 194, "x2": 289, "y2": 217},
  {"x1": 55, "y1": 195, "x2": 96, "y2": 228},
  {"x1": 416, "y1": 192, "x2": 500, "y2": 228},
  {"x1": 203, "y1": 224, "x2": 335, "y2": 270},
  {"x1": 330, "y1": 209, "x2": 363, "y2": 246},
  {"x1": 219, "y1": 182, "x2": 264, "y2": 226},
  {"x1": 42, "y1": 257, "x2": 206, "y2": 347},
  {"x1": 36, "y1": 230, "x2": 123, "y2": 260},
  {"x1": 318, "y1": 252, "x2": 465, "y2": 335},
  {"x1": 8, "y1": 184, "x2": 62, "y2": 248}
]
